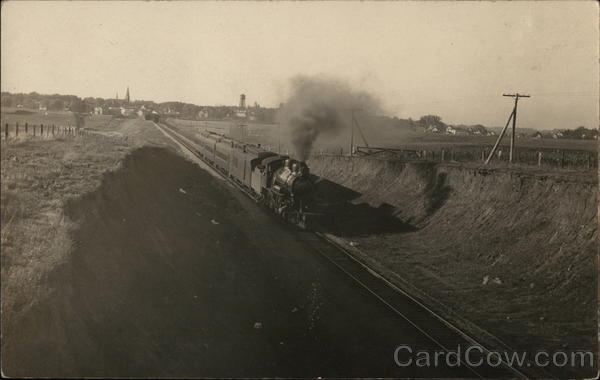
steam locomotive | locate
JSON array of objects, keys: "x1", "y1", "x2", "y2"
[{"x1": 193, "y1": 130, "x2": 314, "y2": 227}]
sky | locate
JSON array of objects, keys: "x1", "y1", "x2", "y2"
[{"x1": 1, "y1": 1, "x2": 598, "y2": 130}]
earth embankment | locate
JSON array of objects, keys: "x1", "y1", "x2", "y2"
[{"x1": 309, "y1": 155, "x2": 597, "y2": 352}]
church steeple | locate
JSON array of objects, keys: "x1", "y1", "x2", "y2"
[{"x1": 125, "y1": 86, "x2": 130, "y2": 104}]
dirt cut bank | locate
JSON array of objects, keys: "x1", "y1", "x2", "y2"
[
  {"x1": 308, "y1": 155, "x2": 597, "y2": 355},
  {"x1": 7, "y1": 146, "x2": 494, "y2": 378},
  {"x1": 2, "y1": 146, "x2": 273, "y2": 377}
]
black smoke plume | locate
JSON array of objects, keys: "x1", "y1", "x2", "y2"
[{"x1": 278, "y1": 76, "x2": 381, "y2": 160}]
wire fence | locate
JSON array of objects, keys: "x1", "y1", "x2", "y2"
[
  {"x1": 312, "y1": 145, "x2": 598, "y2": 170},
  {"x1": 1, "y1": 122, "x2": 90, "y2": 141}
]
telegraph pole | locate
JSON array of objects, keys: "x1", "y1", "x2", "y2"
[
  {"x1": 278, "y1": 122, "x2": 281, "y2": 154},
  {"x1": 503, "y1": 93, "x2": 530, "y2": 163},
  {"x1": 485, "y1": 93, "x2": 530, "y2": 164},
  {"x1": 350, "y1": 109, "x2": 355, "y2": 156},
  {"x1": 349, "y1": 108, "x2": 369, "y2": 156}
]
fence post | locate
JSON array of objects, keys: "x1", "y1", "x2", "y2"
[
  {"x1": 481, "y1": 150, "x2": 485, "y2": 161},
  {"x1": 587, "y1": 153, "x2": 591, "y2": 170},
  {"x1": 25, "y1": 122, "x2": 28, "y2": 135},
  {"x1": 4, "y1": 123, "x2": 8, "y2": 139},
  {"x1": 537, "y1": 152, "x2": 542, "y2": 166},
  {"x1": 33, "y1": 125, "x2": 36, "y2": 137},
  {"x1": 52, "y1": 124, "x2": 55, "y2": 135},
  {"x1": 41, "y1": 124, "x2": 44, "y2": 135},
  {"x1": 16, "y1": 122, "x2": 19, "y2": 137}
]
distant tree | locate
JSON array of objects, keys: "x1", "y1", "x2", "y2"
[
  {"x1": 1, "y1": 96, "x2": 12, "y2": 107},
  {"x1": 72, "y1": 112, "x2": 85, "y2": 128},
  {"x1": 69, "y1": 98, "x2": 87, "y2": 113},
  {"x1": 50, "y1": 99, "x2": 65, "y2": 111},
  {"x1": 22, "y1": 97, "x2": 36, "y2": 109},
  {"x1": 418, "y1": 115, "x2": 443, "y2": 126},
  {"x1": 181, "y1": 103, "x2": 199, "y2": 119},
  {"x1": 83, "y1": 97, "x2": 96, "y2": 107},
  {"x1": 470, "y1": 124, "x2": 488, "y2": 134}
]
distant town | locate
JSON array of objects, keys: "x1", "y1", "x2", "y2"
[{"x1": 1, "y1": 89, "x2": 597, "y2": 140}]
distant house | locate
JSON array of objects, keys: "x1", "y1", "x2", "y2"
[
  {"x1": 38, "y1": 103, "x2": 47, "y2": 112},
  {"x1": 446, "y1": 126, "x2": 457, "y2": 135},
  {"x1": 93, "y1": 106, "x2": 103, "y2": 115},
  {"x1": 552, "y1": 131, "x2": 563, "y2": 139},
  {"x1": 425, "y1": 125, "x2": 440, "y2": 133},
  {"x1": 532, "y1": 131, "x2": 543, "y2": 139},
  {"x1": 198, "y1": 109, "x2": 209, "y2": 119},
  {"x1": 106, "y1": 106, "x2": 121, "y2": 116},
  {"x1": 120, "y1": 107, "x2": 135, "y2": 117}
]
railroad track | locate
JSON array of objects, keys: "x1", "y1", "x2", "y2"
[{"x1": 154, "y1": 121, "x2": 533, "y2": 378}]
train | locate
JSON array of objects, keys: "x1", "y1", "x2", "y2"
[
  {"x1": 192, "y1": 129, "x2": 315, "y2": 228},
  {"x1": 144, "y1": 113, "x2": 160, "y2": 123}
]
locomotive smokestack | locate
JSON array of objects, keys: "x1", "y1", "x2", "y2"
[{"x1": 239, "y1": 94, "x2": 246, "y2": 109}]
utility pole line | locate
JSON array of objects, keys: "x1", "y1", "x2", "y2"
[
  {"x1": 278, "y1": 122, "x2": 281, "y2": 154},
  {"x1": 350, "y1": 109, "x2": 355, "y2": 156},
  {"x1": 485, "y1": 93, "x2": 530, "y2": 164},
  {"x1": 352, "y1": 111, "x2": 370, "y2": 149},
  {"x1": 349, "y1": 108, "x2": 369, "y2": 157},
  {"x1": 503, "y1": 93, "x2": 530, "y2": 163}
]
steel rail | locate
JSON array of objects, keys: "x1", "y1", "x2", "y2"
[{"x1": 154, "y1": 121, "x2": 531, "y2": 378}]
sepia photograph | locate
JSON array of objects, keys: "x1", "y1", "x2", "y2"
[{"x1": 1, "y1": 1, "x2": 598, "y2": 378}]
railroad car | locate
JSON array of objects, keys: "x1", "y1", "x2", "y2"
[
  {"x1": 190, "y1": 129, "x2": 314, "y2": 227},
  {"x1": 214, "y1": 136, "x2": 233, "y2": 174},
  {"x1": 196, "y1": 131, "x2": 217, "y2": 163},
  {"x1": 145, "y1": 113, "x2": 160, "y2": 123}
]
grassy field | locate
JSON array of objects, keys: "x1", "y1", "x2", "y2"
[
  {"x1": 1, "y1": 107, "x2": 117, "y2": 134},
  {"x1": 165, "y1": 116, "x2": 597, "y2": 152},
  {"x1": 1, "y1": 134, "x2": 133, "y2": 331},
  {"x1": 166, "y1": 116, "x2": 596, "y2": 171},
  {"x1": 0, "y1": 118, "x2": 176, "y2": 348},
  {"x1": 393, "y1": 133, "x2": 598, "y2": 152},
  {"x1": 1, "y1": 107, "x2": 76, "y2": 126}
]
